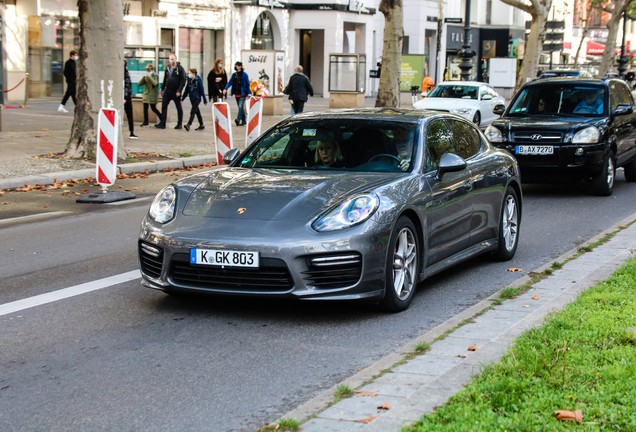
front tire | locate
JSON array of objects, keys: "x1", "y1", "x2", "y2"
[
  {"x1": 472, "y1": 111, "x2": 481, "y2": 127},
  {"x1": 493, "y1": 187, "x2": 520, "y2": 261},
  {"x1": 623, "y1": 157, "x2": 636, "y2": 182},
  {"x1": 591, "y1": 151, "x2": 615, "y2": 196},
  {"x1": 379, "y1": 216, "x2": 420, "y2": 313}
]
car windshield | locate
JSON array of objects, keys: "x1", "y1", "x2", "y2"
[
  {"x1": 428, "y1": 85, "x2": 479, "y2": 100},
  {"x1": 236, "y1": 119, "x2": 418, "y2": 173},
  {"x1": 508, "y1": 84, "x2": 607, "y2": 117}
]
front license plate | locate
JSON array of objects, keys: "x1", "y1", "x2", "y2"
[
  {"x1": 515, "y1": 145, "x2": 554, "y2": 155},
  {"x1": 190, "y1": 249, "x2": 260, "y2": 268}
]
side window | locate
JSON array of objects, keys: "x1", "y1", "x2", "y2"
[
  {"x1": 610, "y1": 83, "x2": 621, "y2": 110},
  {"x1": 445, "y1": 119, "x2": 481, "y2": 160},
  {"x1": 480, "y1": 85, "x2": 489, "y2": 99},
  {"x1": 425, "y1": 120, "x2": 455, "y2": 173},
  {"x1": 617, "y1": 82, "x2": 634, "y2": 106},
  {"x1": 488, "y1": 87, "x2": 499, "y2": 98}
]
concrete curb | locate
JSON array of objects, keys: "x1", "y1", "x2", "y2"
[
  {"x1": 277, "y1": 210, "x2": 636, "y2": 429},
  {"x1": 0, "y1": 155, "x2": 219, "y2": 190}
]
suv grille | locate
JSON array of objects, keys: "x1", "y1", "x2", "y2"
[
  {"x1": 302, "y1": 253, "x2": 362, "y2": 289},
  {"x1": 139, "y1": 241, "x2": 164, "y2": 279},
  {"x1": 512, "y1": 132, "x2": 563, "y2": 143},
  {"x1": 169, "y1": 253, "x2": 293, "y2": 292}
]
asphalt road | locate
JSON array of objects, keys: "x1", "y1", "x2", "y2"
[{"x1": 1, "y1": 170, "x2": 636, "y2": 431}]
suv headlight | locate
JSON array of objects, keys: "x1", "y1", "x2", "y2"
[
  {"x1": 451, "y1": 108, "x2": 472, "y2": 116},
  {"x1": 312, "y1": 194, "x2": 379, "y2": 232},
  {"x1": 485, "y1": 125, "x2": 503, "y2": 143},
  {"x1": 149, "y1": 185, "x2": 177, "y2": 223},
  {"x1": 572, "y1": 126, "x2": 600, "y2": 144}
]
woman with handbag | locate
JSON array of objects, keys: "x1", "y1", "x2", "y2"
[{"x1": 207, "y1": 58, "x2": 227, "y2": 103}]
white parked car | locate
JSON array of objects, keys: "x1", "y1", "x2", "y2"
[{"x1": 413, "y1": 81, "x2": 506, "y2": 128}]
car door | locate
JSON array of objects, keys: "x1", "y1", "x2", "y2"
[
  {"x1": 423, "y1": 119, "x2": 473, "y2": 265},
  {"x1": 612, "y1": 80, "x2": 636, "y2": 166},
  {"x1": 447, "y1": 118, "x2": 506, "y2": 245}
]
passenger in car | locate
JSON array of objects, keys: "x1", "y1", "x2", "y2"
[
  {"x1": 314, "y1": 140, "x2": 345, "y2": 168},
  {"x1": 574, "y1": 88, "x2": 604, "y2": 114}
]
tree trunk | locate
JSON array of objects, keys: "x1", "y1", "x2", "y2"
[
  {"x1": 375, "y1": 0, "x2": 403, "y2": 108},
  {"x1": 598, "y1": 7, "x2": 624, "y2": 77},
  {"x1": 65, "y1": 0, "x2": 126, "y2": 159},
  {"x1": 573, "y1": 4, "x2": 593, "y2": 68}
]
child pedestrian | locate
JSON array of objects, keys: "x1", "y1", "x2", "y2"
[{"x1": 181, "y1": 68, "x2": 207, "y2": 131}]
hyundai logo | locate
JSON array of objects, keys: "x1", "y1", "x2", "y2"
[{"x1": 531, "y1": 134, "x2": 542, "y2": 140}]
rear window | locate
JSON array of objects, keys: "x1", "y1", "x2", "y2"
[
  {"x1": 508, "y1": 84, "x2": 607, "y2": 117},
  {"x1": 428, "y1": 85, "x2": 479, "y2": 100}
]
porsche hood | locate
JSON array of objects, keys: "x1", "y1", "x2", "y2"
[{"x1": 181, "y1": 168, "x2": 401, "y2": 221}]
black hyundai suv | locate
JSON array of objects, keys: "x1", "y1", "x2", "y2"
[{"x1": 484, "y1": 77, "x2": 636, "y2": 196}]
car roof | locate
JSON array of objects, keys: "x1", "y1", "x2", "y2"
[
  {"x1": 286, "y1": 108, "x2": 446, "y2": 124},
  {"x1": 437, "y1": 81, "x2": 486, "y2": 87},
  {"x1": 526, "y1": 77, "x2": 610, "y2": 86}
]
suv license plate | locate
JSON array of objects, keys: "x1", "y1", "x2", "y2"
[
  {"x1": 516, "y1": 145, "x2": 554, "y2": 155},
  {"x1": 190, "y1": 249, "x2": 260, "y2": 268}
]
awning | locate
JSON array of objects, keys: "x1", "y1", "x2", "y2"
[{"x1": 586, "y1": 40, "x2": 634, "y2": 55}]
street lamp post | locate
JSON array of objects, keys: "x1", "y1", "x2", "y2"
[
  {"x1": 458, "y1": 0, "x2": 475, "y2": 81},
  {"x1": 618, "y1": 11, "x2": 628, "y2": 79}
]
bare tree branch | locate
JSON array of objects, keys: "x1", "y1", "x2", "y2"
[{"x1": 499, "y1": 0, "x2": 533, "y2": 15}]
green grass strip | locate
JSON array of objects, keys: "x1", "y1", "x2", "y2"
[{"x1": 404, "y1": 257, "x2": 636, "y2": 431}]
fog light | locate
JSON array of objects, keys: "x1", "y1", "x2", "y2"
[{"x1": 575, "y1": 147, "x2": 585, "y2": 156}]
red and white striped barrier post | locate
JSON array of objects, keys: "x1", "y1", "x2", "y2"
[
  {"x1": 245, "y1": 96, "x2": 264, "y2": 147},
  {"x1": 96, "y1": 107, "x2": 119, "y2": 192},
  {"x1": 212, "y1": 102, "x2": 233, "y2": 164}
]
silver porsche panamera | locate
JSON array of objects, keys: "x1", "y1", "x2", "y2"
[{"x1": 138, "y1": 109, "x2": 522, "y2": 312}]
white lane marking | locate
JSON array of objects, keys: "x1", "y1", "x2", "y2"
[
  {"x1": 105, "y1": 196, "x2": 151, "y2": 206},
  {"x1": 0, "y1": 211, "x2": 72, "y2": 225},
  {"x1": 0, "y1": 270, "x2": 141, "y2": 317}
]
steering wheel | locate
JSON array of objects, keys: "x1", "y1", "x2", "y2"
[
  {"x1": 368, "y1": 154, "x2": 401, "y2": 164},
  {"x1": 573, "y1": 106, "x2": 595, "y2": 114}
]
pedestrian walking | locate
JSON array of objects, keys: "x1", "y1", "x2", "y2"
[
  {"x1": 138, "y1": 64, "x2": 161, "y2": 127},
  {"x1": 181, "y1": 68, "x2": 208, "y2": 131},
  {"x1": 156, "y1": 53, "x2": 186, "y2": 129},
  {"x1": 223, "y1": 61, "x2": 252, "y2": 126},
  {"x1": 123, "y1": 60, "x2": 137, "y2": 139},
  {"x1": 58, "y1": 50, "x2": 78, "y2": 113},
  {"x1": 207, "y1": 58, "x2": 227, "y2": 103},
  {"x1": 286, "y1": 65, "x2": 313, "y2": 114}
]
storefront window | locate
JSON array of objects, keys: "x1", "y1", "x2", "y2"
[
  {"x1": 178, "y1": 28, "x2": 216, "y2": 75},
  {"x1": 125, "y1": 22, "x2": 143, "y2": 45},
  {"x1": 251, "y1": 12, "x2": 274, "y2": 50}
]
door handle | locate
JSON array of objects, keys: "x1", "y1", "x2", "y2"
[{"x1": 495, "y1": 167, "x2": 505, "y2": 177}]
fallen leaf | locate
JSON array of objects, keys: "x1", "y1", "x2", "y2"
[
  {"x1": 357, "y1": 416, "x2": 379, "y2": 423},
  {"x1": 554, "y1": 410, "x2": 583, "y2": 423},
  {"x1": 557, "y1": 252, "x2": 562, "y2": 254},
  {"x1": 124, "y1": 188, "x2": 131, "y2": 191},
  {"x1": 377, "y1": 401, "x2": 392, "y2": 410},
  {"x1": 467, "y1": 345, "x2": 479, "y2": 351},
  {"x1": 42, "y1": 128, "x2": 48, "y2": 131},
  {"x1": 522, "y1": 305, "x2": 530, "y2": 308},
  {"x1": 73, "y1": 192, "x2": 81, "y2": 196},
  {"x1": 507, "y1": 268, "x2": 523, "y2": 272},
  {"x1": 82, "y1": 189, "x2": 90, "y2": 194},
  {"x1": 459, "y1": 354, "x2": 469, "y2": 358},
  {"x1": 356, "y1": 391, "x2": 378, "y2": 397},
  {"x1": 132, "y1": 187, "x2": 138, "y2": 190},
  {"x1": 2, "y1": 202, "x2": 8, "y2": 205},
  {"x1": 10, "y1": 249, "x2": 14, "y2": 251},
  {"x1": 532, "y1": 295, "x2": 540, "y2": 300},
  {"x1": 31, "y1": 163, "x2": 36, "y2": 166},
  {"x1": 43, "y1": 205, "x2": 48, "y2": 208}
]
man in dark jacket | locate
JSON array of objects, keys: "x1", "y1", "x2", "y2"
[
  {"x1": 287, "y1": 65, "x2": 314, "y2": 114},
  {"x1": 58, "y1": 50, "x2": 78, "y2": 113},
  {"x1": 123, "y1": 60, "x2": 137, "y2": 139},
  {"x1": 156, "y1": 53, "x2": 186, "y2": 129}
]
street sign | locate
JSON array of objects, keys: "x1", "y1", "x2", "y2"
[
  {"x1": 444, "y1": 17, "x2": 463, "y2": 23},
  {"x1": 543, "y1": 43, "x2": 564, "y2": 52},
  {"x1": 427, "y1": 16, "x2": 438, "y2": 22},
  {"x1": 369, "y1": 69, "x2": 380, "y2": 78},
  {"x1": 545, "y1": 33, "x2": 564, "y2": 41}
]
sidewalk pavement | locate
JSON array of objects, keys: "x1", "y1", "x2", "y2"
[
  {"x1": 0, "y1": 96, "x2": 376, "y2": 189},
  {"x1": 277, "y1": 213, "x2": 636, "y2": 431}
]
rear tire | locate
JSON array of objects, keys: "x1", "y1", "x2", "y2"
[
  {"x1": 591, "y1": 151, "x2": 615, "y2": 196},
  {"x1": 379, "y1": 216, "x2": 420, "y2": 313},
  {"x1": 623, "y1": 157, "x2": 636, "y2": 182},
  {"x1": 493, "y1": 187, "x2": 520, "y2": 261},
  {"x1": 472, "y1": 111, "x2": 481, "y2": 127}
]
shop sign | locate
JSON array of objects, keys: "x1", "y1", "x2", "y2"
[
  {"x1": 400, "y1": 55, "x2": 424, "y2": 92},
  {"x1": 241, "y1": 50, "x2": 285, "y2": 97},
  {"x1": 123, "y1": 1, "x2": 142, "y2": 17},
  {"x1": 151, "y1": 9, "x2": 169, "y2": 18},
  {"x1": 258, "y1": 0, "x2": 285, "y2": 8},
  {"x1": 482, "y1": 40, "x2": 496, "y2": 59},
  {"x1": 446, "y1": 26, "x2": 478, "y2": 51},
  {"x1": 349, "y1": 0, "x2": 369, "y2": 13}
]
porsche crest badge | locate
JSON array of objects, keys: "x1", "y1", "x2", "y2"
[{"x1": 237, "y1": 208, "x2": 246, "y2": 214}]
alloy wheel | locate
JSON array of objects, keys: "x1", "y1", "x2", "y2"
[
  {"x1": 502, "y1": 195, "x2": 518, "y2": 252},
  {"x1": 607, "y1": 157, "x2": 615, "y2": 190},
  {"x1": 393, "y1": 227, "x2": 417, "y2": 300}
]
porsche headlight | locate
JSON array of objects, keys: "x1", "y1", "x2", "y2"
[
  {"x1": 572, "y1": 126, "x2": 600, "y2": 144},
  {"x1": 451, "y1": 108, "x2": 472, "y2": 116},
  {"x1": 485, "y1": 125, "x2": 503, "y2": 143},
  {"x1": 149, "y1": 185, "x2": 176, "y2": 224},
  {"x1": 312, "y1": 194, "x2": 379, "y2": 232}
]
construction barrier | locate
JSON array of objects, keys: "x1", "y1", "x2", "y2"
[
  {"x1": 96, "y1": 108, "x2": 119, "y2": 190},
  {"x1": 212, "y1": 102, "x2": 233, "y2": 164},
  {"x1": 245, "y1": 96, "x2": 264, "y2": 147}
]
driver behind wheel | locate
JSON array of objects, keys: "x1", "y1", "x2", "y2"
[
  {"x1": 393, "y1": 129, "x2": 414, "y2": 171},
  {"x1": 314, "y1": 140, "x2": 345, "y2": 168},
  {"x1": 574, "y1": 88, "x2": 603, "y2": 114}
]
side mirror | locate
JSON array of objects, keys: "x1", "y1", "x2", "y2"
[
  {"x1": 493, "y1": 104, "x2": 506, "y2": 116},
  {"x1": 436, "y1": 153, "x2": 467, "y2": 181},
  {"x1": 482, "y1": 94, "x2": 492, "y2": 101},
  {"x1": 222, "y1": 148, "x2": 241, "y2": 165},
  {"x1": 613, "y1": 103, "x2": 633, "y2": 116}
]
